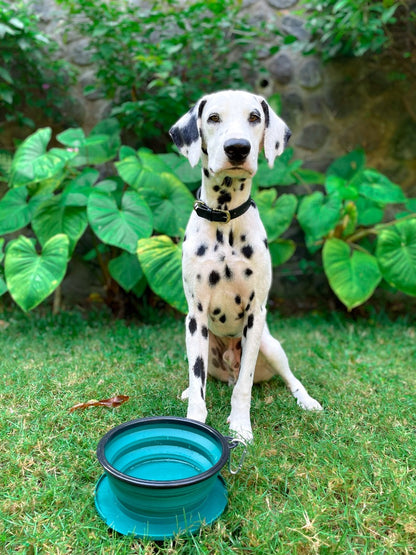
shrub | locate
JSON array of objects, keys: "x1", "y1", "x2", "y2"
[
  {"x1": 0, "y1": 0, "x2": 74, "y2": 130},
  {"x1": 57, "y1": 0, "x2": 276, "y2": 147}
]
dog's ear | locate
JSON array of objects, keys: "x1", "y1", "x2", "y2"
[
  {"x1": 259, "y1": 98, "x2": 291, "y2": 168},
  {"x1": 169, "y1": 99, "x2": 207, "y2": 167}
]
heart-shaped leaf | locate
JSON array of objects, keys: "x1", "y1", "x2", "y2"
[
  {"x1": 255, "y1": 190, "x2": 297, "y2": 242},
  {"x1": 0, "y1": 186, "x2": 49, "y2": 234},
  {"x1": 327, "y1": 149, "x2": 366, "y2": 181},
  {"x1": 376, "y1": 219, "x2": 416, "y2": 296},
  {"x1": 108, "y1": 251, "x2": 144, "y2": 292},
  {"x1": 32, "y1": 196, "x2": 88, "y2": 254},
  {"x1": 5, "y1": 234, "x2": 69, "y2": 311},
  {"x1": 137, "y1": 235, "x2": 187, "y2": 313},
  {"x1": 88, "y1": 190, "x2": 153, "y2": 253},
  {"x1": 9, "y1": 128, "x2": 51, "y2": 187},
  {"x1": 269, "y1": 239, "x2": 296, "y2": 266},
  {"x1": 355, "y1": 170, "x2": 405, "y2": 205},
  {"x1": 323, "y1": 238, "x2": 382, "y2": 309},
  {"x1": 298, "y1": 192, "x2": 343, "y2": 252}
]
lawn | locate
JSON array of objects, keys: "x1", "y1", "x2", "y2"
[{"x1": 0, "y1": 307, "x2": 415, "y2": 554}]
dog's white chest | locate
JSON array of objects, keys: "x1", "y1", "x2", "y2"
[{"x1": 182, "y1": 211, "x2": 271, "y2": 338}]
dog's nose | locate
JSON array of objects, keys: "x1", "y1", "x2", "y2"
[{"x1": 224, "y1": 139, "x2": 251, "y2": 163}]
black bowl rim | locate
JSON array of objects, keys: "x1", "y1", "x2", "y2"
[{"x1": 96, "y1": 416, "x2": 230, "y2": 489}]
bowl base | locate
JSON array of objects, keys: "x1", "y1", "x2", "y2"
[{"x1": 94, "y1": 474, "x2": 228, "y2": 540}]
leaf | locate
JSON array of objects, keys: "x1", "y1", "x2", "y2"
[
  {"x1": 87, "y1": 189, "x2": 153, "y2": 253},
  {"x1": 137, "y1": 235, "x2": 187, "y2": 313},
  {"x1": 255, "y1": 190, "x2": 297, "y2": 242},
  {"x1": 355, "y1": 170, "x2": 406, "y2": 205},
  {"x1": 0, "y1": 186, "x2": 48, "y2": 234},
  {"x1": 5, "y1": 234, "x2": 69, "y2": 312},
  {"x1": 62, "y1": 168, "x2": 100, "y2": 207},
  {"x1": 376, "y1": 219, "x2": 416, "y2": 296},
  {"x1": 355, "y1": 197, "x2": 384, "y2": 226},
  {"x1": 9, "y1": 128, "x2": 51, "y2": 187},
  {"x1": 327, "y1": 149, "x2": 365, "y2": 181},
  {"x1": 68, "y1": 395, "x2": 129, "y2": 412},
  {"x1": 322, "y1": 238, "x2": 382, "y2": 310},
  {"x1": 297, "y1": 192, "x2": 343, "y2": 252},
  {"x1": 32, "y1": 196, "x2": 88, "y2": 254},
  {"x1": 325, "y1": 175, "x2": 358, "y2": 200},
  {"x1": 138, "y1": 172, "x2": 194, "y2": 236},
  {"x1": 108, "y1": 251, "x2": 144, "y2": 291},
  {"x1": 269, "y1": 239, "x2": 296, "y2": 266}
]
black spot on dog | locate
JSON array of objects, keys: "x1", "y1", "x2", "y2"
[
  {"x1": 197, "y1": 302, "x2": 203, "y2": 312},
  {"x1": 219, "y1": 314, "x2": 227, "y2": 324},
  {"x1": 193, "y1": 356, "x2": 205, "y2": 385},
  {"x1": 247, "y1": 314, "x2": 254, "y2": 328},
  {"x1": 213, "y1": 185, "x2": 220, "y2": 192},
  {"x1": 245, "y1": 304, "x2": 251, "y2": 312},
  {"x1": 237, "y1": 311, "x2": 245, "y2": 319},
  {"x1": 203, "y1": 168, "x2": 210, "y2": 178},
  {"x1": 201, "y1": 387, "x2": 204, "y2": 399},
  {"x1": 249, "y1": 291, "x2": 255, "y2": 301},
  {"x1": 240, "y1": 182, "x2": 245, "y2": 191},
  {"x1": 202, "y1": 146, "x2": 208, "y2": 155},
  {"x1": 209, "y1": 271, "x2": 220, "y2": 286},
  {"x1": 201, "y1": 325, "x2": 208, "y2": 339},
  {"x1": 183, "y1": 234, "x2": 187, "y2": 242},
  {"x1": 196, "y1": 274, "x2": 201, "y2": 281},
  {"x1": 196, "y1": 244, "x2": 207, "y2": 256},
  {"x1": 218, "y1": 191, "x2": 231, "y2": 205},
  {"x1": 213, "y1": 307, "x2": 221, "y2": 315},
  {"x1": 240, "y1": 234, "x2": 246, "y2": 242},
  {"x1": 245, "y1": 268, "x2": 253, "y2": 277},
  {"x1": 235, "y1": 295, "x2": 241, "y2": 304},
  {"x1": 275, "y1": 141, "x2": 280, "y2": 151},
  {"x1": 242, "y1": 245, "x2": 253, "y2": 259},
  {"x1": 216, "y1": 229, "x2": 224, "y2": 244},
  {"x1": 261, "y1": 100, "x2": 270, "y2": 128},
  {"x1": 229, "y1": 230, "x2": 234, "y2": 247},
  {"x1": 264, "y1": 238, "x2": 268, "y2": 249},
  {"x1": 188, "y1": 317, "x2": 197, "y2": 335},
  {"x1": 224, "y1": 265, "x2": 233, "y2": 279},
  {"x1": 284, "y1": 127, "x2": 292, "y2": 147},
  {"x1": 223, "y1": 176, "x2": 232, "y2": 188},
  {"x1": 243, "y1": 325, "x2": 248, "y2": 338}
]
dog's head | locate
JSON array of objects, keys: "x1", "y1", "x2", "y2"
[{"x1": 170, "y1": 90, "x2": 291, "y2": 178}]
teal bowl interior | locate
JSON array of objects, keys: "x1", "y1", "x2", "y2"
[{"x1": 96, "y1": 417, "x2": 230, "y2": 517}]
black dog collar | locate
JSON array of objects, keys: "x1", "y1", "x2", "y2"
[{"x1": 193, "y1": 197, "x2": 254, "y2": 223}]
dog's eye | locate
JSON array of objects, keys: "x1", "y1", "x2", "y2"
[
  {"x1": 248, "y1": 111, "x2": 261, "y2": 124},
  {"x1": 207, "y1": 113, "x2": 221, "y2": 124}
]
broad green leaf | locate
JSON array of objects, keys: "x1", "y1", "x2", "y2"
[
  {"x1": 325, "y1": 175, "x2": 358, "y2": 200},
  {"x1": 376, "y1": 219, "x2": 416, "y2": 296},
  {"x1": 255, "y1": 190, "x2": 297, "y2": 242},
  {"x1": 297, "y1": 192, "x2": 343, "y2": 252},
  {"x1": 115, "y1": 154, "x2": 143, "y2": 188},
  {"x1": 9, "y1": 128, "x2": 51, "y2": 187},
  {"x1": 88, "y1": 190, "x2": 153, "y2": 253},
  {"x1": 253, "y1": 149, "x2": 299, "y2": 187},
  {"x1": 327, "y1": 149, "x2": 366, "y2": 181},
  {"x1": 138, "y1": 172, "x2": 194, "y2": 236},
  {"x1": 294, "y1": 167, "x2": 325, "y2": 185},
  {"x1": 108, "y1": 251, "x2": 144, "y2": 291},
  {"x1": 62, "y1": 168, "x2": 100, "y2": 206},
  {"x1": 116, "y1": 148, "x2": 172, "y2": 190},
  {"x1": 355, "y1": 196, "x2": 384, "y2": 226},
  {"x1": 323, "y1": 238, "x2": 382, "y2": 310},
  {"x1": 269, "y1": 239, "x2": 296, "y2": 266},
  {"x1": 31, "y1": 148, "x2": 77, "y2": 184},
  {"x1": 0, "y1": 187, "x2": 48, "y2": 234},
  {"x1": 137, "y1": 235, "x2": 186, "y2": 313},
  {"x1": 158, "y1": 153, "x2": 201, "y2": 187},
  {"x1": 5, "y1": 234, "x2": 69, "y2": 311},
  {"x1": 354, "y1": 170, "x2": 405, "y2": 205},
  {"x1": 56, "y1": 128, "x2": 86, "y2": 148},
  {"x1": 32, "y1": 196, "x2": 88, "y2": 254}
]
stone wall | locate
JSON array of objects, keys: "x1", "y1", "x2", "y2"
[{"x1": 15, "y1": 0, "x2": 416, "y2": 194}]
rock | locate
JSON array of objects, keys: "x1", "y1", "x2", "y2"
[
  {"x1": 269, "y1": 53, "x2": 294, "y2": 84},
  {"x1": 299, "y1": 59, "x2": 323, "y2": 89},
  {"x1": 267, "y1": 0, "x2": 298, "y2": 8},
  {"x1": 281, "y1": 16, "x2": 310, "y2": 41},
  {"x1": 296, "y1": 124, "x2": 329, "y2": 150},
  {"x1": 281, "y1": 92, "x2": 304, "y2": 127}
]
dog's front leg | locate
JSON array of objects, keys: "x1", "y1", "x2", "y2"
[
  {"x1": 228, "y1": 309, "x2": 266, "y2": 442},
  {"x1": 183, "y1": 311, "x2": 209, "y2": 423}
]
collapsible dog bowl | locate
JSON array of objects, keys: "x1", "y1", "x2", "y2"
[{"x1": 95, "y1": 416, "x2": 245, "y2": 539}]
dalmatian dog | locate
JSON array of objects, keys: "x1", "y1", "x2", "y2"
[{"x1": 170, "y1": 90, "x2": 322, "y2": 442}]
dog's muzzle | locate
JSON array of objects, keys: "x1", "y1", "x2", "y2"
[{"x1": 224, "y1": 139, "x2": 251, "y2": 164}]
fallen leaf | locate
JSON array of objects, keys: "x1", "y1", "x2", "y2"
[{"x1": 68, "y1": 395, "x2": 129, "y2": 412}]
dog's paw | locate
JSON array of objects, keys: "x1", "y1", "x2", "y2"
[
  {"x1": 293, "y1": 389, "x2": 323, "y2": 411},
  {"x1": 187, "y1": 403, "x2": 207, "y2": 423},
  {"x1": 227, "y1": 415, "x2": 253, "y2": 443},
  {"x1": 181, "y1": 387, "x2": 190, "y2": 401}
]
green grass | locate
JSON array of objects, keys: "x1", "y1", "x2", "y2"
[{"x1": 0, "y1": 308, "x2": 415, "y2": 554}]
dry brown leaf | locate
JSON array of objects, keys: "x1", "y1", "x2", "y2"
[{"x1": 68, "y1": 395, "x2": 129, "y2": 412}]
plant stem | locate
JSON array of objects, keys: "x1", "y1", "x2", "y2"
[{"x1": 347, "y1": 212, "x2": 416, "y2": 244}]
